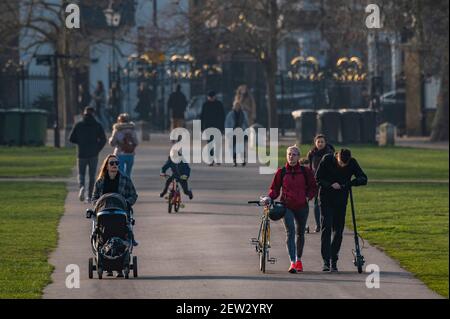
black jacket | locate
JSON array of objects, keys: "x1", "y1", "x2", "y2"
[
  {"x1": 168, "y1": 91, "x2": 187, "y2": 119},
  {"x1": 69, "y1": 114, "x2": 107, "y2": 159},
  {"x1": 315, "y1": 153, "x2": 368, "y2": 202},
  {"x1": 307, "y1": 144, "x2": 335, "y2": 173},
  {"x1": 200, "y1": 100, "x2": 225, "y2": 132}
]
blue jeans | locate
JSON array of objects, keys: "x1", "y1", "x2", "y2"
[
  {"x1": 118, "y1": 154, "x2": 134, "y2": 177},
  {"x1": 282, "y1": 206, "x2": 309, "y2": 262}
]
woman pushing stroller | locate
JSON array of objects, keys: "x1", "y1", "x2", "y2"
[{"x1": 92, "y1": 154, "x2": 138, "y2": 277}]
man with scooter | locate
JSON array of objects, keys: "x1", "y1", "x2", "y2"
[{"x1": 315, "y1": 148, "x2": 367, "y2": 272}]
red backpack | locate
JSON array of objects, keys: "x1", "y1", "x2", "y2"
[{"x1": 120, "y1": 131, "x2": 136, "y2": 154}]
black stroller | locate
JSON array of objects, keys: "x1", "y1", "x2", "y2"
[{"x1": 86, "y1": 193, "x2": 138, "y2": 279}]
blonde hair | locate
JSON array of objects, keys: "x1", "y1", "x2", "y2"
[{"x1": 286, "y1": 144, "x2": 300, "y2": 156}]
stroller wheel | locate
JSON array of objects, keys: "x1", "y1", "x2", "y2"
[
  {"x1": 133, "y1": 256, "x2": 138, "y2": 278},
  {"x1": 97, "y1": 266, "x2": 103, "y2": 280},
  {"x1": 88, "y1": 258, "x2": 93, "y2": 279},
  {"x1": 124, "y1": 266, "x2": 130, "y2": 279}
]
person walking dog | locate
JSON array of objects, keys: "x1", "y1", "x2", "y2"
[
  {"x1": 315, "y1": 148, "x2": 368, "y2": 272},
  {"x1": 260, "y1": 145, "x2": 317, "y2": 273}
]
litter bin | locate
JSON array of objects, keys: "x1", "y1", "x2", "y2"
[
  {"x1": 291, "y1": 109, "x2": 317, "y2": 145},
  {"x1": 339, "y1": 109, "x2": 361, "y2": 144},
  {"x1": 3, "y1": 108, "x2": 24, "y2": 146},
  {"x1": 23, "y1": 109, "x2": 48, "y2": 146},
  {"x1": 358, "y1": 109, "x2": 377, "y2": 143},
  {"x1": 378, "y1": 122, "x2": 396, "y2": 146},
  {"x1": 316, "y1": 109, "x2": 341, "y2": 144},
  {"x1": 0, "y1": 109, "x2": 5, "y2": 144}
]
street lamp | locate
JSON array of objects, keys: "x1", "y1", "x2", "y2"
[{"x1": 104, "y1": 4, "x2": 122, "y2": 88}]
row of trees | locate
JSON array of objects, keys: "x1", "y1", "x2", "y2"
[
  {"x1": 0, "y1": 0, "x2": 448, "y2": 140},
  {"x1": 163, "y1": 0, "x2": 448, "y2": 140}
]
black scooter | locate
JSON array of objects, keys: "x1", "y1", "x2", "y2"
[{"x1": 349, "y1": 187, "x2": 365, "y2": 274}]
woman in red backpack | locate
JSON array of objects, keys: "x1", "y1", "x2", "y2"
[{"x1": 261, "y1": 145, "x2": 317, "y2": 273}]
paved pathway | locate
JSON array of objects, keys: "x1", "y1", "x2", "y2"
[{"x1": 43, "y1": 134, "x2": 442, "y2": 299}]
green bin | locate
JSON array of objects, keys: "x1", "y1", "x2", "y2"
[
  {"x1": 0, "y1": 109, "x2": 5, "y2": 144},
  {"x1": 23, "y1": 109, "x2": 48, "y2": 146},
  {"x1": 3, "y1": 108, "x2": 24, "y2": 145}
]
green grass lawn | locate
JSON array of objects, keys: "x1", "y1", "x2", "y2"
[
  {"x1": 0, "y1": 182, "x2": 67, "y2": 298},
  {"x1": 351, "y1": 183, "x2": 449, "y2": 298},
  {"x1": 0, "y1": 146, "x2": 75, "y2": 177},
  {"x1": 277, "y1": 145, "x2": 449, "y2": 180}
]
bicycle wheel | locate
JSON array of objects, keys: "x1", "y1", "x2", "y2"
[
  {"x1": 260, "y1": 219, "x2": 269, "y2": 273},
  {"x1": 174, "y1": 194, "x2": 181, "y2": 212},
  {"x1": 168, "y1": 193, "x2": 173, "y2": 213}
]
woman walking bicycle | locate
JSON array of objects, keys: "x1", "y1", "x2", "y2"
[{"x1": 260, "y1": 145, "x2": 317, "y2": 273}]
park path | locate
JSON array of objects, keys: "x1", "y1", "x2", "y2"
[{"x1": 43, "y1": 134, "x2": 442, "y2": 299}]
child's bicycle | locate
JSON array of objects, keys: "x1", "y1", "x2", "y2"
[
  {"x1": 162, "y1": 175, "x2": 184, "y2": 213},
  {"x1": 248, "y1": 200, "x2": 277, "y2": 273}
]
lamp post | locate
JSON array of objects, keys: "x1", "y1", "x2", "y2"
[{"x1": 104, "y1": 5, "x2": 121, "y2": 88}]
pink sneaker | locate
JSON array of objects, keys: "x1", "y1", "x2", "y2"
[{"x1": 295, "y1": 260, "x2": 303, "y2": 272}]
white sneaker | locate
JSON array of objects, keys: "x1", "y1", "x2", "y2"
[{"x1": 78, "y1": 186, "x2": 85, "y2": 202}]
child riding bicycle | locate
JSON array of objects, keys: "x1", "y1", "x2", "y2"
[{"x1": 160, "y1": 149, "x2": 193, "y2": 200}]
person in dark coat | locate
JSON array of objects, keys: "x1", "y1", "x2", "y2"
[
  {"x1": 167, "y1": 84, "x2": 187, "y2": 130},
  {"x1": 135, "y1": 82, "x2": 153, "y2": 121},
  {"x1": 77, "y1": 84, "x2": 91, "y2": 115},
  {"x1": 306, "y1": 134, "x2": 335, "y2": 232},
  {"x1": 108, "y1": 81, "x2": 122, "y2": 124},
  {"x1": 200, "y1": 91, "x2": 225, "y2": 166},
  {"x1": 69, "y1": 106, "x2": 107, "y2": 203},
  {"x1": 315, "y1": 148, "x2": 368, "y2": 272}
]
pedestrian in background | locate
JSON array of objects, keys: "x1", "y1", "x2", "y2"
[
  {"x1": 69, "y1": 106, "x2": 107, "y2": 203},
  {"x1": 306, "y1": 134, "x2": 335, "y2": 232},
  {"x1": 109, "y1": 113, "x2": 139, "y2": 177},
  {"x1": 200, "y1": 90, "x2": 225, "y2": 166},
  {"x1": 135, "y1": 82, "x2": 153, "y2": 121},
  {"x1": 168, "y1": 84, "x2": 187, "y2": 130},
  {"x1": 108, "y1": 81, "x2": 122, "y2": 125},
  {"x1": 77, "y1": 83, "x2": 91, "y2": 115},
  {"x1": 92, "y1": 81, "x2": 108, "y2": 129},
  {"x1": 225, "y1": 100, "x2": 249, "y2": 167},
  {"x1": 234, "y1": 84, "x2": 256, "y2": 126}
]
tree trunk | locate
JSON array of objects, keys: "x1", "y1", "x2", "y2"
[
  {"x1": 266, "y1": 0, "x2": 278, "y2": 129},
  {"x1": 430, "y1": 52, "x2": 449, "y2": 141},
  {"x1": 265, "y1": 63, "x2": 278, "y2": 128}
]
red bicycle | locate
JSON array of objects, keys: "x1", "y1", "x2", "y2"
[{"x1": 162, "y1": 175, "x2": 182, "y2": 213}]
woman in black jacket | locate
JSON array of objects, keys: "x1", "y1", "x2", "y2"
[{"x1": 306, "y1": 134, "x2": 335, "y2": 232}]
